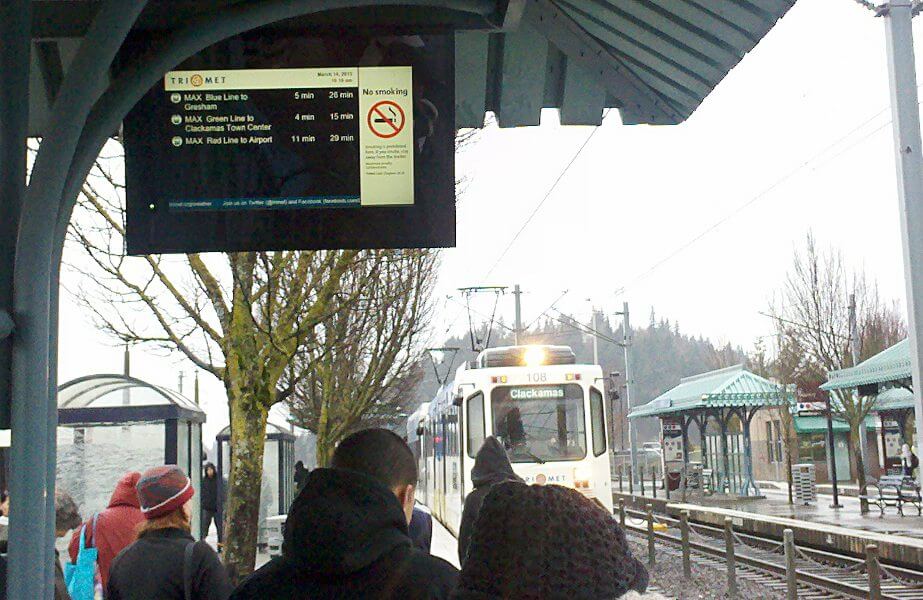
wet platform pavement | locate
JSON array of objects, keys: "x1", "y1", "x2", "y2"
[{"x1": 621, "y1": 481, "x2": 923, "y2": 539}]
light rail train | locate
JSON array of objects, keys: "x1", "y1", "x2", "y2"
[{"x1": 406, "y1": 345, "x2": 613, "y2": 536}]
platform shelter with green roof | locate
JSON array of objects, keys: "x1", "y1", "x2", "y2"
[
  {"x1": 822, "y1": 339, "x2": 914, "y2": 472},
  {"x1": 629, "y1": 364, "x2": 790, "y2": 497}
]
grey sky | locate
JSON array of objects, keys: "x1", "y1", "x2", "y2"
[{"x1": 58, "y1": 0, "x2": 918, "y2": 439}]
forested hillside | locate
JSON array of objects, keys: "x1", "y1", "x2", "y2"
[{"x1": 415, "y1": 312, "x2": 747, "y2": 443}]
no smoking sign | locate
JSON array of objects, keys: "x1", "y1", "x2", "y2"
[{"x1": 367, "y1": 100, "x2": 406, "y2": 139}]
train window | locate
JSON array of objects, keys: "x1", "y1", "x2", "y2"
[
  {"x1": 491, "y1": 384, "x2": 586, "y2": 463},
  {"x1": 590, "y1": 388, "x2": 606, "y2": 457},
  {"x1": 467, "y1": 392, "x2": 485, "y2": 458}
]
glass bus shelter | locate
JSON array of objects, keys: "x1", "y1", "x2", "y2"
[
  {"x1": 57, "y1": 375, "x2": 206, "y2": 533},
  {"x1": 216, "y1": 420, "x2": 294, "y2": 545}
]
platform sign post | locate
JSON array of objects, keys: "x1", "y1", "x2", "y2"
[{"x1": 883, "y1": 1, "x2": 923, "y2": 493}]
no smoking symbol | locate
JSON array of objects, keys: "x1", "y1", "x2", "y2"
[{"x1": 368, "y1": 100, "x2": 406, "y2": 139}]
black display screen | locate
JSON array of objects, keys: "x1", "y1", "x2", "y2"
[{"x1": 123, "y1": 32, "x2": 454, "y2": 254}]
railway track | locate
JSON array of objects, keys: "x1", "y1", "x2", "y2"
[{"x1": 622, "y1": 508, "x2": 923, "y2": 599}]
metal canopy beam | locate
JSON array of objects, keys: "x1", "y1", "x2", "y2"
[
  {"x1": 521, "y1": 0, "x2": 683, "y2": 125},
  {"x1": 31, "y1": 0, "x2": 506, "y2": 38}
]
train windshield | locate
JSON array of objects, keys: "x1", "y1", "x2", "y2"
[{"x1": 490, "y1": 384, "x2": 586, "y2": 463}]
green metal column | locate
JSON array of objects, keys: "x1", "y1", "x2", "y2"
[{"x1": 719, "y1": 410, "x2": 732, "y2": 494}]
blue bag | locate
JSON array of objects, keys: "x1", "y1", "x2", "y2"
[{"x1": 64, "y1": 514, "x2": 98, "y2": 600}]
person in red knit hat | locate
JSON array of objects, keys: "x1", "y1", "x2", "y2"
[
  {"x1": 68, "y1": 471, "x2": 145, "y2": 590},
  {"x1": 106, "y1": 465, "x2": 232, "y2": 600}
]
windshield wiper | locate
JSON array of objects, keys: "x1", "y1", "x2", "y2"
[{"x1": 523, "y1": 449, "x2": 546, "y2": 464}]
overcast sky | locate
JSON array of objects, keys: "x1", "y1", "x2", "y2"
[{"x1": 58, "y1": 0, "x2": 921, "y2": 439}]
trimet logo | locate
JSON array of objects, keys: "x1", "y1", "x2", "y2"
[{"x1": 168, "y1": 73, "x2": 226, "y2": 87}]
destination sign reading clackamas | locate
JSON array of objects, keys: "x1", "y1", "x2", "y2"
[{"x1": 161, "y1": 66, "x2": 414, "y2": 209}]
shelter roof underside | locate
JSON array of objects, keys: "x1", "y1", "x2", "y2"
[
  {"x1": 822, "y1": 339, "x2": 912, "y2": 391},
  {"x1": 874, "y1": 386, "x2": 915, "y2": 412},
  {"x1": 28, "y1": 0, "x2": 795, "y2": 135},
  {"x1": 629, "y1": 364, "x2": 789, "y2": 419}
]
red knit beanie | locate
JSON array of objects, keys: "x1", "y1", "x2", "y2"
[{"x1": 136, "y1": 465, "x2": 195, "y2": 520}]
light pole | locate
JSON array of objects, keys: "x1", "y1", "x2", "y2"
[{"x1": 880, "y1": 0, "x2": 923, "y2": 493}]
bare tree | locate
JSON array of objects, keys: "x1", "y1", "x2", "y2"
[
  {"x1": 65, "y1": 142, "x2": 364, "y2": 581},
  {"x1": 772, "y1": 233, "x2": 906, "y2": 510},
  {"x1": 287, "y1": 249, "x2": 438, "y2": 465}
]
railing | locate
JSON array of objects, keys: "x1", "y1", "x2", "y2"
[
  {"x1": 613, "y1": 463, "x2": 716, "y2": 501},
  {"x1": 616, "y1": 503, "x2": 917, "y2": 599}
]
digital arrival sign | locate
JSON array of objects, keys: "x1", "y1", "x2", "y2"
[{"x1": 123, "y1": 33, "x2": 454, "y2": 254}]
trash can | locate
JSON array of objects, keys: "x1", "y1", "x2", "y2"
[
  {"x1": 792, "y1": 463, "x2": 817, "y2": 506},
  {"x1": 265, "y1": 514, "x2": 287, "y2": 558}
]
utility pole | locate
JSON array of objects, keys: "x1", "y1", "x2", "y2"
[
  {"x1": 591, "y1": 306, "x2": 599, "y2": 365},
  {"x1": 619, "y1": 302, "x2": 639, "y2": 483},
  {"x1": 513, "y1": 284, "x2": 523, "y2": 345},
  {"x1": 178, "y1": 371, "x2": 185, "y2": 395},
  {"x1": 882, "y1": 0, "x2": 923, "y2": 493},
  {"x1": 122, "y1": 345, "x2": 131, "y2": 406}
]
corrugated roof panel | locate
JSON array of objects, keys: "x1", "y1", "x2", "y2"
[
  {"x1": 571, "y1": 22, "x2": 717, "y2": 103},
  {"x1": 822, "y1": 339, "x2": 912, "y2": 391},
  {"x1": 649, "y1": 0, "x2": 757, "y2": 50},
  {"x1": 560, "y1": 1, "x2": 725, "y2": 85},
  {"x1": 606, "y1": 0, "x2": 740, "y2": 68},
  {"x1": 629, "y1": 365, "x2": 788, "y2": 418}
]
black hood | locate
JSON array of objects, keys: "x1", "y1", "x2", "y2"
[
  {"x1": 282, "y1": 468, "x2": 411, "y2": 575},
  {"x1": 471, "y1": 437, "x2": 523, "y2": 488}
]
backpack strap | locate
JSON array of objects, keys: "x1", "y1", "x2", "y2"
[
  {"x1": 183, "y1": 540, "x2": 198, "y2": 600},
  {"x1": 88, "y1": 513, "x2": 98, "y2": 549}
]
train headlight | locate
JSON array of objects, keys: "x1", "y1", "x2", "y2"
[
  {"x1": 573, "y1": 467, "x2": 593, "y2": 490},
  {"x1": 523, "y1": 346, "x2": 546, "y2": 367}
]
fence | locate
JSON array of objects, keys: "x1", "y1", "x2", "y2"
[
  {"x1": 618, "y1": 502, "x2": 904, "y2": 599},
  {"x1": 613, "y1": 462, "x2": 714, "y2": 501}
]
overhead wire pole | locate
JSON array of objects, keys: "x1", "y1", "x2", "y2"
[
  {"x1": 881, "y1": 0, "x2": 923, "y2": 492},
  {"x1": 513, "y1": 284, "x2": 523, "y2": 344},
  {"x1": 617, "y1": 302, "x2": 639, "y2": 484}
]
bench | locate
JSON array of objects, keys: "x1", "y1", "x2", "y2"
[{"x1": 860, "y1": 475, "x2": 922, "y2": 516}]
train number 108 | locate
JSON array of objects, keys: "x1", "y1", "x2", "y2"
[{"x1": 527, "y1": 373, "x2": 547, "y2": 383}]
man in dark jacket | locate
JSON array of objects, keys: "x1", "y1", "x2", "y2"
[
  {"x1": 457, "y1": 436, "x2": 523, "y2": 565},
  {"x1": 408, "y1": 504, "x2": 433, "y2": 553},
  {"x1": 231, "y1": 428, "x2": 458, "y2": 599}
]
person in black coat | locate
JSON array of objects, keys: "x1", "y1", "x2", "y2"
[
  {"x1": 200, "y1": 462, "x2": 221, "y2": 542},
  {"x1": 293, "y1": 461, "x2": 310, "y2": 494},
  {"x1": 408, "y1": 505, "x2": 433, "y2": 553},
  {"x1": 457, "y1": 436, "x2": 523, "y2": 565},
  {"x1": 107, "y1": 465, "x2": 232, "y2": 600},
  {"x1": 230, "y1": 428, "x2": 458, "y2": 600}
]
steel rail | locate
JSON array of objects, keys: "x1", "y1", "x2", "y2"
[{"x1": 621, "y1": 508, "x2": 923, "y2": 600}]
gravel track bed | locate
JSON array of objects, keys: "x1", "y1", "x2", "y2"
[{"x1": 628, "y1": 538, "x2": 785, "y2": 600}]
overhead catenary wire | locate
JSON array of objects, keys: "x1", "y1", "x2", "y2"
[
  {"x1": 441, "y1": 114, "x2": 609, "y2": 337},
  {"x1": 483, "y1": 111, "x2": 610, "y2": 280},
  {"x1": 612, "y1": 93, "x2": 923, "y2": 299},
  {"x1": 757, "y1": 311, "x2": 853, "y2": 341}
]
